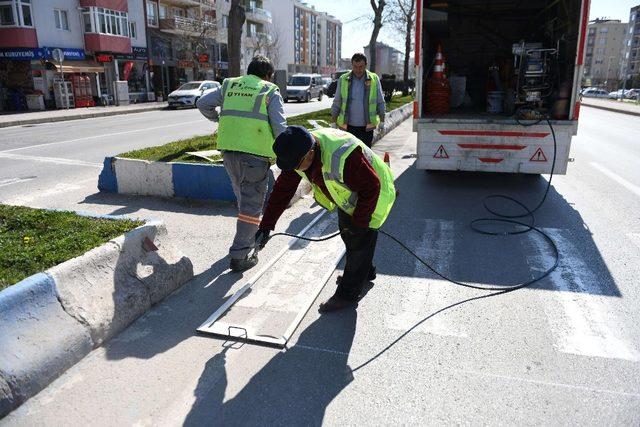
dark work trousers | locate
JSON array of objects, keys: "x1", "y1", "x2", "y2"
[
  {"x1": 346, "y1": 125, "x2": 374, "y2": 148},
  {"x1": 335, "y1": 209, "x2": 378, "y2": 302}
]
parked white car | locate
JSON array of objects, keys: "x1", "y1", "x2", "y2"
[
  {"x1": 581, "y1": 88, "x2": 609, "y2": 98},
  {"x1": 168, "y1": 81, "x2": 220, "y2": 109},
  {"x1": 608, "y1": 89, "x2": 630, "y2": 99}
]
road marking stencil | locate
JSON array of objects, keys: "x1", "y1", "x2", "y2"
[
  {"x1": 385, "y1": 219, "x2": 468, "y2": 338},
  {"x1": 526, "y1": 228, "x2": 639, "y2": 361}
]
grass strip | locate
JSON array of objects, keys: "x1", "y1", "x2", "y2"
[
  {"x1": 0, "y1": 205, "x2": 143, "y2": 290},
  {"x1": 115, "y1": 94, "x2": 414, "y2": 161}
]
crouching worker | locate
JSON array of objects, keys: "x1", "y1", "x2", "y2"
[
  {"x1": 196, "y1": 55, "x2": 286, "y2": 272},
  {"x1": 254, "y1": 126, "x2": 396, "y2": 312}
]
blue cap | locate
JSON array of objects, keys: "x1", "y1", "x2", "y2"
[{"x1": 272, "y1": 126, "x2": 315, "y2": 171}]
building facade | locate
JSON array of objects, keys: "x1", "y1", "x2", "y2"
[
  {"x1": 364, "y1": 42, "x2": 403, "y2": 76},
  {"x1": 318, "y1": 12, "x2": 341, "y2": 75},
  {"x1": 0, "y1": 0, "x2": 153, "y2": 111},
  {"x1": 583, "y1": 18, "x2": 627, "y2": 90},
  {"x1": 623, "y1": 5, "x2": 640, "y2": 84}
]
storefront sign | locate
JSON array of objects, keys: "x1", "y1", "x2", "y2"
[
  {"x1": 178, "y1": 60, "x2": 195, "y2": 68},
  {"x1": 0, "y1": 47, "x2": 85, "y2": 61},
  {"x1": 114, "y1": 47, "x2": 149, "y2": 61},
  {"x1": 96, "y1": 54, "x2": 113, "y2": 63},
  {"x1": 198, "y1": 53, "x2": 209, "y2": 63}
]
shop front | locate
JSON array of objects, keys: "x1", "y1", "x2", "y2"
[{"x1": 113, "y1": 46, "x2": 151, "y2": 103}]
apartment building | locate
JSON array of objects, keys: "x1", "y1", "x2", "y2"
[
  {"x1": 145, "y1": 0, "x2": 217, "y2": 96},
  {"x1": 364, "y1": 42, "x2": 403, "y2": 76},
  {"x1": 623, "y1": 5, "x2": 640, "y2": 83},
  {"x1": 583, "y1": 18, "x2": 627, "y2": 90},
  {"x1": 271, "y1": 0, "x2": 341, "y2": 75},
  {"x1": 0, "y1": 0, "x2": 150, "y2": 111}
]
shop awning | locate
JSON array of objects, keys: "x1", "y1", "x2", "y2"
[{"x1": 51, "y1": 61, "x2": 105, "y2": 73}]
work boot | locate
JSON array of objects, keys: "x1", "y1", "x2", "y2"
[
  {"x1": 336, "y1": 266, "x2": 377, "y2": 285},
  {"x1": 318, "y1": 295, "x2": 357, "y2": 313},
  {"x1": 230, "y1": 254, "x2": 258, "y2": 272}
]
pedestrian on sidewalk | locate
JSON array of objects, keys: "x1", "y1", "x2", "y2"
[
  {"x1": 254, "y1": 126, "x2": 396, "y2": 312},
  {"x1": 331, "y1": 53, "x2": 386, "y2": 148},
  {"x1": 196, "y1": 55, "x2": 287, "y2": 272}
]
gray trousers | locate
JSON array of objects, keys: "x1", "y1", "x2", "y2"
[{"x1": 223, "y1": 150, "x2": 271, "y2": 260}]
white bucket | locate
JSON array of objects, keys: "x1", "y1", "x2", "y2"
[{"x1": 487, "y1": 91, "x2": 504, "y2": 114}]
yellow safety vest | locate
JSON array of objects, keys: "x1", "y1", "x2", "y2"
[{"x1": 336, "y1": 70, "x2": 381, "y2": 128}]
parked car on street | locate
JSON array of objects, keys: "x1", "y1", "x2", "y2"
[
  {"x1": 625, "y1": 88, "x2": 640, "y2": 100},
  {"x1": 608, "y1": 89, "x2": 630, "y2": 99},
  {"x1": 168, "y1": 81, "x2": 220, "y2": 109},
  {"x1": 285, "y1": 74, "x2": 324, "y2": 102},
  {"x1": 320, "y1": 77, "x2": 332, "y2": 92},
  {"x1": 581, "y1": 88, "x2": 609, "y2": 98}
]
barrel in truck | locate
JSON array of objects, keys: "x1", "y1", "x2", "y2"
[{"x1": 414, "y1": 0, "x2": 590, "y2": 174}]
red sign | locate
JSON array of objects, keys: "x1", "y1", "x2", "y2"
[
  {"x1": 530, "y1": 147, "x2": 548, "y2": 162},
  {"x1": 96, "y1": 54, "x2": 113, "y2": 63},
  {"x1": 198, "y1": 53, "x2": 209, "y2": 63},
  {"x1": 433, "y1": 145, "x2": 449, "y2": 159},
  {"x1": 122, "y1": 61, "x2": 134, "y2": 81}
]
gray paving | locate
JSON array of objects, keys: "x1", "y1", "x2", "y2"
[{"x1": 1, "y1": 108, "x2": 640, "y2": 425}]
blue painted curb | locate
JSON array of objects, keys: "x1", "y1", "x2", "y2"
[
  {"x1": 97, "y1": 157, "x2": 117, "y2": 192},
  {"x1": 172, "y1": 163, "x2": 235, "y2": 201}
]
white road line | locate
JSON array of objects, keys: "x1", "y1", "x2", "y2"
[
  {"x1": 0, "y1": 152, "x2": 101, "y2": 167},
  {"x1": 527, "y1": 228, "x2": 640, "y2": 361},
  {"x1": 0, "y1": 176, "x2": 36, "y2": 188},
  {"x1": 385, "y1": 219, "x2": 467, "y2": 338},
  {"x1": 1, "y1": 179, "x2": 95, "y2": 205},
  {"x1": 590, "y1": 162, "x2": 640, "y2": 198},
  {"x1": 0, "y1": 119, "x2": 207, "y2": 153}
]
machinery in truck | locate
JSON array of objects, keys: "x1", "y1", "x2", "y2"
[{"x1": 413, "y1": 0, "x2": 591, "y2": 174}]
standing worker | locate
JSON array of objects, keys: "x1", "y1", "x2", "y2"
[
  {"x1": 254, "y1": 126, "x2": 396, "y2": 313},
  {"x1": 197, "y1": 55, "x2": 286, "y2": 272},
  {"x1": 331, "y1": 53, "x2": 386, "y2": 148}
]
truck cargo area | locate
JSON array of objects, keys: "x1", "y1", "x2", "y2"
[{"x1": 420, "y1": 0, "x2": 584, "y2": 122}]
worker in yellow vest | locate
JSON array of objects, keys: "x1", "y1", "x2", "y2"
[
  {"x1": 197, "y1": 55, "x2": 286, "y2": 272},
  {"x1": 255, "y1": 126, "x2": 396, "y2": 312},
  {"x1": 331, "y1": 53, "x2": 386, "y2": 148}
]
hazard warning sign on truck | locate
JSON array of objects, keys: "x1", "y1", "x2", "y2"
[
  {"x1": 530, "y1": 147, "x2": 547, "y2": 162},
  {"x1": 434, "y1": 145, "x2": 449, "y2": 159}
]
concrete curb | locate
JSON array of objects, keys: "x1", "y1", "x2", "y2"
[
  {"x1": 97, "y1": 103, "x2": 413, "y2": 204},
  {"x1": 581, "y1": 101, "x2": 640, "y2": 117},
  {"x1": 0, "y1": 218, "x2": 194, "y2": 417},
  {"x1": 0, "y1": 104, "x2": 168, "y2": 128}
]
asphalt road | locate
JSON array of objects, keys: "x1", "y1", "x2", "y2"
[
  {"x1": 1, "y1": 106, "x2": 639, "y2": 425},
  {"x1": 0, "y1": 97, "x2": 333, "y2": 203}
]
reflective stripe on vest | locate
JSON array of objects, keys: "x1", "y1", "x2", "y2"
[
  {"x1": 308, "y1": 128, "x2": 395, "y2": 229},
  {"x1": 337, "y1": 70, "x2": 381, "y2": 128},
  {"x1": 217, "y1": 75, "x2": 278, "y2": 158}
]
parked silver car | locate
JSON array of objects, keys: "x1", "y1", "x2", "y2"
[
  {"x1": 581, "y1": 88, "x2": 609, "y2": 98},
  {"x1": 168, "y1": 81, "x2": 220, "y2": 109},
  {"x1": 285, "y1": 74, "x2": 324, "y2": 102}
]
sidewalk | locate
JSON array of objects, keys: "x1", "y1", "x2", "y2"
[
  {"x1": 581, "y1": 97, "x2": 640, "y2": 117},
  {"x1": 0, "y1": 102, "x2": 168, "y2": 128}
]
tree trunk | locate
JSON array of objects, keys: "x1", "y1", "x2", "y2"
[
  {"x1": 228, "y1": 0, "x2": 246, "y2": 77},
  {"x1": 369, "y1": 0, "x2": 386, "y2": 73},
  {"x1": 402, "y1": 11, "x2": 412, "y2": 95}
]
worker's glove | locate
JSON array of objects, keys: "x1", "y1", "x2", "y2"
[{"x1": 254, "y1": 228, "x2": 271, "y2": 250}]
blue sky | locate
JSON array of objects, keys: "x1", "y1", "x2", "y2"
[{"x1": 303, "y1": 0, "x2": 639, "y2": 59}]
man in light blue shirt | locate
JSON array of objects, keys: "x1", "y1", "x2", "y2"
[{"x1": 331, "y1": 53, "x2": 386, "y2": 147}]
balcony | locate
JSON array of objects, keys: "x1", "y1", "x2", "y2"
[
  {"x1": 159, "y1": 16, "x2": 216, "y2": 37},
  {"x1": 245, "y1": 31, "x2": 272, "y2": 43},
  {"x1": 245, "y1": 6, "x2": 272, "y2": 24},
  {"x1": 161, "y1": 0, "x2": 215, "y2": 8}
]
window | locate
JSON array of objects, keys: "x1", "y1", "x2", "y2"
[
  {"x1": 222, "y1": 14, "x2": 228, "y2": 28},
  {"x1": 82, "y1": 7, "x2": 129, "y2": 36},
  {"x1": 600, "y1": 27, "x2": 608, "y2": 34},
  {"x1": 159, "y1": 4, "x2": 167, "y2": 19},
  {"x1": 146, "y1": 1, "x2": 158, "y2": 26},
  {"x1": 129, "y1": 21, "x2": 137, "y2": 38},
  {"x1": 0, "y1": 0, "x2": 32, "y2": 27},
  {"x1": 54, "y1": 9, "x2": 69, "y2": 30}
]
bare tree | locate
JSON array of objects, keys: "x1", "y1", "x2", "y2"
[
  {"x1": 247, "y1": 22, "x2": 282, "y2": 68},
  {"x1": 368, "y1": 0, "x2": 387, "y2": 73},
  {"x1": 173, "y1": 8, "x2": 218, "y2": 80},
  {"x1": 228, "y1": 0, "x2": 246, "y2": 76},
  {"x1": 388, "y1": 0, "x2": 415, "y2": 95}
]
